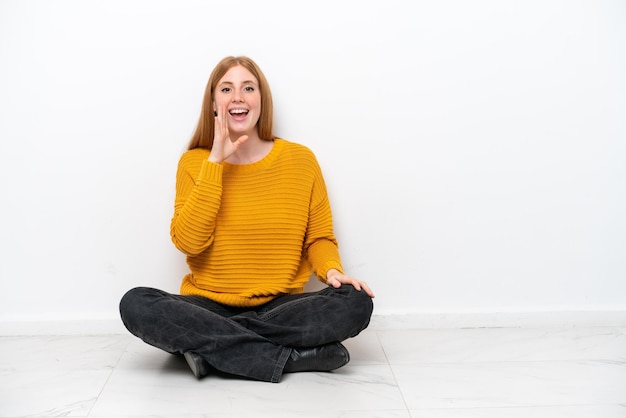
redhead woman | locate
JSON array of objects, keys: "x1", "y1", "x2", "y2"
[{"x1": 120, "y1": 56, "x2": 374, "y2": 383}]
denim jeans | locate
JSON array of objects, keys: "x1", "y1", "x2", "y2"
[{"x1": 119, "y1": 285, "x2": 373, "y2": 383}]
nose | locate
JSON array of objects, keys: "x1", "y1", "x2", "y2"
[{"x1": 232, "y1": 90, "x2": 245, "y2": 102}]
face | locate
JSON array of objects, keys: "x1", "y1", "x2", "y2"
[{"x1": 213, "y1": 65, "x2": 261, "y2": 136}]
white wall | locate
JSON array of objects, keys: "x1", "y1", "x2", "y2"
[{"x1": 1, "y1": 0, "x2": 625, "y2": 332}]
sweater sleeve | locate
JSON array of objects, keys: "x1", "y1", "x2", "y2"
[
  {"x1": 170, "y1": 152, "x2": 223, "y2": 256},
  {"x1": 303, "y1": 155, "x2": 344, "y2": 281}
]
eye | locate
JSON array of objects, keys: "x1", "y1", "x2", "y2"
[
  {"x1": 244, "y1": 86, "x2": 255, "y2": 92},
  {"x1": 220, "y1": 87, "x2": 232, "y2": 93}
]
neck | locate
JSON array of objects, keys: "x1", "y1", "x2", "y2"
[{"x1": 226, "y1": 136, "x2": 274, "y2": 165}]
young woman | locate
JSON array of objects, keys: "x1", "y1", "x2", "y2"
[{"x1": 120, "y1": 56, "x2": 374, "y2": 383}]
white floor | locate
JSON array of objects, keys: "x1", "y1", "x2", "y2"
[{"x1": 1, "y1": 326, "x2": 625, "y2": 417}]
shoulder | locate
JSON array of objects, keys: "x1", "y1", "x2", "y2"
[
  {"x1": 178, "y1": 148, "x2": 210, "y2": 168},
  {"x1": 274, "y1": 139, "x2": 325, "y2": 184},
  {"x1": 276, "y1": 138, "x2": 318, "y2": 162}
]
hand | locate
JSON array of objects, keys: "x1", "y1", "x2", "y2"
[
  {"x1": 326, "y1": 269, "x2": 375, "y2": 298},
  {"x1": 208, "y1": 104, "x2": 248, "y2": 163}
]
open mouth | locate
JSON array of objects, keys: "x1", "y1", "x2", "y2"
[{"x1": 229, "y1": 108, "x2": 249, "y2": 117}]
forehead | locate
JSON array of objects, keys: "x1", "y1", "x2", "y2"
[{"x1": 218, "y1": 65, "x2": 258, "y2": 84}]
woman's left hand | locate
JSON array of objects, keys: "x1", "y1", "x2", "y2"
[{"x1": 326, "y1": 269, "x2": 375, "y2": 298}]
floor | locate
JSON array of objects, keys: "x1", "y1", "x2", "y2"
[{"x1": 1, "y1": 326, "x2": 625, "y2": 417}]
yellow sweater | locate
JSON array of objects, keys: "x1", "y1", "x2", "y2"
[{"x1": 170, "y1": 138, "x2": 343, "y2": 307}]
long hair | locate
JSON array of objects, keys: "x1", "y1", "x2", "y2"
[{"x1": 187, "y1": 56, "x2": 274, "y2": 150}]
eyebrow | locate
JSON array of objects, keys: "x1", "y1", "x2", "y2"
[{"x1": 218, "y1": 80, "x2": 258, "y2": 86}]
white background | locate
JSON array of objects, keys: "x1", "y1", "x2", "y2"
[{"x1": 1, "y1": 0, "x2": 625, "y2": 328}]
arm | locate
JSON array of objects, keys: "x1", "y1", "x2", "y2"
[
  {"x1": 170, "y1": 105, "x2": 248, "y2": 255},
  {"x1": 170, "y1": 155, "x2": 223, "y2": 256},
  {"x1": 304, "y1": 156, "x2": 374, "y2": 298}
]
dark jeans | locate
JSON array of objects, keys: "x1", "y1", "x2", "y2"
[{"x1": 119, "y1": 285, "x2": 373, "y2": 383}]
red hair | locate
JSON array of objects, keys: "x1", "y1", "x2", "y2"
[{"x1": 188, "y1": 56, "x2": 274, "y2": 150}]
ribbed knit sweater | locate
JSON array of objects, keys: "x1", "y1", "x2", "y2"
[{"x1": 170, "y1": 138, "x2": 344, "y2": 307}]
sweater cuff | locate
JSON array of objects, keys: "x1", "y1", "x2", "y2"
[
  {"x1": 317, "y1": 261, "x2": 344, "y2": 283},
  {"x1": 198, "y1": 160, "x2": 223, "y2": 184}
]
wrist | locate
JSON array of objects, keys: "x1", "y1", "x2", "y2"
[{"x1": 326, "y1": 268, "x2": 341, "y2": 281}]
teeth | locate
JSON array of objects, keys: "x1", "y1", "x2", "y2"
[{"x1": 230, "y1": 109, "x2": 247, "y2": 114}]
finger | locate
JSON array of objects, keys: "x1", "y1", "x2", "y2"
[
  {"x1": 235, "y1": 135, "x2": 249, "y2": 147},
  {"x1": 217, "y1": 104, "x2": 228, "y2": 130},
  {"x1": 361, "y1": 282, "x2": 375, "y2": 298},
  {"x1": 350, "y1": 279, "x2": 362, "y2": 292},
  {"x1": 214, "y1": 108, "x2": 223, "y2": 136}
]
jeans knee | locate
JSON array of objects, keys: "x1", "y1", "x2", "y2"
[
  {"x1": 119, "y1": 287, "x2": 154, "y2": 329},
  {"x1": 356, "y1": 287, "x2": 374, "y2": 323},
  {"x1": 339, "y1": 285, "x2": 374, "y2": 332}
]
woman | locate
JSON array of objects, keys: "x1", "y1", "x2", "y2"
[{"x1": 120, "y1": 56, "x2": 374, "y2": 383}]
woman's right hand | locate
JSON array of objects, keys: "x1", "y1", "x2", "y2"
[{"x1": 208, "y1": 104, "x2": 248, "y2": 163}]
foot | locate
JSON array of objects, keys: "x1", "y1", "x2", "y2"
[
  {"x1": 283, "y1": 342, "x2": 350, "y2": 373},
  {"x1": 183, "y1": 351, "x2": 210, "y2": 379}
]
